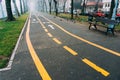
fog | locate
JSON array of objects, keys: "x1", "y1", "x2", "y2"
[
  {"x1": 0, "y1": 0, "x2": 71, "y2": 18},
  {"x1": 0, "y1": 0, "x2": 21, "y2": 18}
]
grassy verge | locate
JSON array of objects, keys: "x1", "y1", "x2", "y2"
[
  {"x1": 58, "y1": 13, "x2": 120, "y2": 30},
  {"x1": 0, "y1": 14, "x2": 28, "y2": 68},
  {"x1": 58, "y1": 13, "x2": 88, "y2": 22}
]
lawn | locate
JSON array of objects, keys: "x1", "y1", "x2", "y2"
[
  {"x1": 58, "y1": 13, "x2": 120, "y2": 30},
  {"x1": 0, "y1": 14, "x2": 28, "y2": 68}
]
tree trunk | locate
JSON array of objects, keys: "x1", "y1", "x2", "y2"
[
  {"x1": 13, "y1": 0, "x2": 20, "y2": 16},
  {"x1": 44, "y1": 0, "x2": 48, "y2": 12},
  {"x1": 49, "y1": 0, "x2": 53, "y2": 14},
  {"x1": 95, "y1": 0, "x2": 100, "y2": 11},
  {"x1": 22, "y1": 0, "x2": 26, "y2": 13},
  {"x1": 109, "y1": 0, "x2": 115, "y2": 19},
  {"x1": 49, "y1": 1, "x2": 52, "y2": 14},
  {"x1": 25, "y1": 0, "x2": 28, "y2": 12},
  {"x1": 0, "y1": 2, "x2": 5, "y2": 18},
  {"x1": 20, "y1": 0, "x2": 23, "y2": 14},
  {"x1": 53, "y1": 0, "x2": 58, "y2": 16},
  {"x1": 5, "y1": 0, "x2": 15, "y2": 21},
  {"x1": 71, "y1": 0, "x2": 73, "y2": 19},
  {"x1": 81, "y1": 0, "x2": 86, "y2": 15},
  {"x1": 63, "y1": 0, "x2": 67, "y2": 13}
]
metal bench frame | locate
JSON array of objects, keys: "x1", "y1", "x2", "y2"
[{"x1": 88, "y1": 17, "x2": 118, "y2": 35}]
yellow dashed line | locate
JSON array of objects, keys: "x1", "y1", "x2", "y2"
[
  {"x1": 53, "y1": 38, "x2": 62, "y2": 44},
  {"x1": 44, "y1": 29, "x2": 48, "y2": 32},
  {"x1": 63, "y1": 46, "x2": 78, "y2": 56},
  {"x1": 36, "y1": 15, "x2": 110, "y2": 77},
  {"x1": 47, "y1": 33, "x2": 53, "y2": 37},
  {"x1": 43, "y1": 27, "x2": 46, "y2": 29},
  {"x1": 26, "y1": 18, "x2": 51, "y2": 80},
  {"x1": 82, "y1": 58, "x2": 110, "y2": 77},
  {"x1": 42, "y1": 16, "x2": 120, "y2": 57}
]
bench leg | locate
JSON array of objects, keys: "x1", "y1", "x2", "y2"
[
  {"x1": 89, "y1": 23, "x2": 92, "y2": 30},
  {"x1": 107, "y1": 28, "x2": 114, "y2": 35},
  {"x1": 112, "y1": 28, "x2": 115, "y2": 35},
  {"x1": 89, "y1": 23, "x2": 97, "y2": 30},
  {"x1": 93, "y1": 24, "x2": 97, "y2": 30}
]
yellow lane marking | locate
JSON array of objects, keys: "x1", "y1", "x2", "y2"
[
  {"x1": 26, "y1": 18, "x2": 51, "y2": 80},
  {"x1": 47, "y1": 33, "x2": 53, "y2": 37},
  {"x1": 44, "y1": 29, "x2": 48, "y2": 32},
  {"x1": 43, "y1": 27, "x2": 46, "y2": 29},
  {"x1": 42, "y1": 16, "x2": 120, "y2": 57},
  {"x1": 63, "y1": 46, "x2": 78, "y2": 56},
  {"x1": 82, "y1": 58, "x2": 110, "y2": 77},
  {"x1": 53, "y1": 38, "x2": 62, "y2": 44},
  {"x1": 36, "y1": 16, "x2": 47, "y2": 29}
]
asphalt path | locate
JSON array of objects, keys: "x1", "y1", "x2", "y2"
[{"x1": 0, "y1": 12, "x2": 120, "y2": 80}]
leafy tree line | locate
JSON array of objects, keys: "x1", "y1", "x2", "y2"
[
  {"x1": 3, "y1": 0, "x2": 28, "y2": 21},
  {"x1": 38, "y1": 0, "x2": 67, "y2": 16}
]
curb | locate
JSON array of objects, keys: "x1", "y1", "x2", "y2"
[{"x1": 0, "y1": 15, "x2": 29, "y2": 72}]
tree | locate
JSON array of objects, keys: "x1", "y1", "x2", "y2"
[
  {"x1": 23, "y1": 0, "x2": 28, "y2": 13},
  {"x1": 5, "y1": 0, "x2": 15, "y2": 21},
  {"x1": 43, "y1": 0, "x2": 48, "y2": 12},
  {"x1": 109, "y1": 0, "x2": 115, "y2": 19},
  {"x1": 13, "y1": 0, "x2": 20, "y2": 16},
  {"x1": 20, "y1": 0, "x2": 23, "y2": 14},
  {"x1": 81, "y1": 0, "x2": 86, "y2": 15},
  {"x1": 0, "y1": 0, "x2": 5, "y2": 18},
  {"x1": 22, "y1": 0, "x2": 26, "y2": 13},
  {"x1": 48, "y1": 0, "x2": 52, "y2": 14},
  {"x1": 63, "y1": 0, "x2": 67, "y2": 13},
  {"x1": 95, "y1": 0, "x2": 100, "y2": 11},
  {"x1": 71, "y1": 0, "x2": 73, "y2": 19},
  {"x1": 53, "y1": 0, "x2": 58, "y2": 16}
]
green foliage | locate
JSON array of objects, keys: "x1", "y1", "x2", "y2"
[
  {"x1": 58, "y1": 13, "x2": 88, "y2": 22},
  {"x1": 116, "y1": 24, "x2": 120, "y2": 30},
  {"x1": 0, "y1": 14, "x2": 28, "y2": 68}
]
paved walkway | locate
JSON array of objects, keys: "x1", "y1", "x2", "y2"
[{"x1": 0, "y1": 12, "x2": 120, "y2": 80}]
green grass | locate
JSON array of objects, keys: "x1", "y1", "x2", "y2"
[
  {"x1": 0, "y1": 14, "x2": 28, "y2": 68},
  {"x1": 58, "y1": 13, "x2": 88, "y2": 23},
  {"x1": 58, "y1": 13, "x2": 120, "y2": 30},
  {"x1": 116, "y1": 24, "x2": 120, "y2": 30}
]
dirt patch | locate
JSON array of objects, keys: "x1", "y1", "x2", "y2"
[{"x1": 0, "y1": 55, "x2": 8, "y2": 60}]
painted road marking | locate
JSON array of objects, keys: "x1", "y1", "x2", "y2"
[
  {"x1": 43, "y1": 27, "x2": 46, "y2": 29},
  {"x1": 42, "y1": 16, "x2": 120, "y2": 57},
  {"x1": 43, "y1": 22, "x2": 50, "y2": 24},
  {"x1": 47, "y1": 33, "x2": 53, "y2": 37},
  {"x1": 26, "y1": 18, "x2": 51, "y2": 80},
  {"x1": 48, "y1": 25, "x2": 55, "y2": 29},
  {"x1": 82, "y1": 58, "x2": 110, "y2": 77},
  {"x1": 44, "y1": 29, "x2": 48, "y2": 32},
  {"x1": 63, "y1": 46, "x2": 78, "y2": 56},
  {"x1": 36, "y1": 15, "x2": 110, "y2": 77},
  {"x1": 36, "y1": 16, "x2": 47, "y2": 31},
  {"x1": 53, "y1": 38, "x2": 62, "y2": 44}
]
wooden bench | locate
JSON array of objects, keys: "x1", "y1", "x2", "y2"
[{"x1": 88, "y1": 17, "x2": 118, "y2": 35}]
